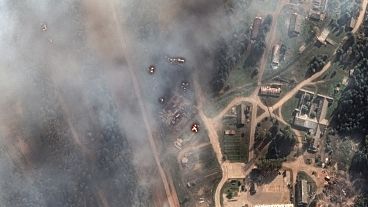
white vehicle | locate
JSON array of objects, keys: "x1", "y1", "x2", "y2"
[{"x1": 167, "y1": 57, "x2": 185, "y2": 64}]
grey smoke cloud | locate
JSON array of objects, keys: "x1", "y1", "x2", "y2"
[{"x1": 0, "y1": 0, "x2": 254, "y2": 206}]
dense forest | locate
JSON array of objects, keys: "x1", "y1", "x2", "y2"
[
  {"x1": 210, "y1": 29, "x2": 250, "y2": 94},
  {"x1": 350, "y1": 136, "x2": 368, "y2": 176},
  {"x1": 332, "y1": 11, "x2": 368, "y2": 205},
  {"x1": 334, "y1": 35, "x2": 368, "y2": 134}
]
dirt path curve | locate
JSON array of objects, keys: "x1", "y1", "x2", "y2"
[
  {"x1": 195, "y1": 81, "x2": 250, "y2": 207},
  {"x1": 195, "y1": 1, "x2": 368, "y2": 206},
  {"x1": 269, "y1": 0, "x2": 368, "y2": 115},
  {"x1": 282, "y1": 155, "x2": 325, "y2": 191},
  {"x1": 256, "y1": 61, "x2": 332, "y2": 124},
  {"x1": 353, "y1": 0, "x2": 368, "y2": 33},
  {"x1": 214, "y1": 93, "x2": 268, "y2": 122},
  {"x1": 105, "y1": 1, "x2": 180, "y2": 206}
]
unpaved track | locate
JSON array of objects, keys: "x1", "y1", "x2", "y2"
[
  {"x1": 257, "y1": 0, "x2": 287, "y2": 85},
  {"x1": 108, "y1": 2, "x2": 180, "y2": 206},
  {"x1": 82, "y1": 0, "x2": 180, "y2": 206},
  {"x1": 203, "y1": 0, "x2": 368, "y2": 205},
  {"x1": 201, "y1": 0, "x2": 368, "y2": 206},
  {"x1": 268, "y1": 0, "x2": 367, "y2": 115},
  {"x1": 194, "y1": 81, "x2": 230, "y2": 207},
  {"x1": 256, "y1": 61, "x2": 332, "y2": 123},
  {"x1": 353, "y1": 0, "x2": 368, "y2": 33}
]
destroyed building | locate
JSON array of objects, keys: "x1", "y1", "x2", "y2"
[
  {"x1": 289, "y1": 13, "x2": 303, "y2": 37},
  {"x1": 316, "y1": 28, "x2": 330, "y2": 45},
  {"x1": 251, "y1": 17, "x2": 263, "y2": 40},
  {"x1": 160, "y1": 95, "x2": 197, "y2": 131},
  {"x1": 271, "y1": 44, "x2": 281, "y2": 70}
]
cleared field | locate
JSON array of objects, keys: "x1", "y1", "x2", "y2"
[{"x1": 248, "y1": 170, "x2": 292, "y2": 205}]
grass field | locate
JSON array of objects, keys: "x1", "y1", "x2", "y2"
[
  {"x1": 204, "y1": 85, "x2": 256, "y2": 118},
  {"x1": 222, "y1": 132, "x2": 248, "y2": 162},
  {"x1": 281, "y1": 95, "x2": 300, "y2": 124},
  {"x1": 311, "y1": 63, "x2": 348, "y2": 119},
  {"x1": 227, "y1": 65, "x2": 255, "y2": 89},
  {"x1": 167, "y1": 143, "x2": 222, "y2": 207}
]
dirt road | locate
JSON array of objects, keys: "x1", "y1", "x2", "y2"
[
  {"x1": 196, "y1": 0, "x2": 368, "y2": 206},
  {"x1": 195, "y1": 81, "x2": 252, "y2": 207},
  {"x1": 353, "y1": 0, "x2": 368, "y2": 33},
  {"x1": 257, "y1": 0, "x2": 287, "y2": 85},
  {"x1": 256, "y1": 61, "x2": 332, "y2": 124},
  {"x1": 92, "y1": 1, "x2": 181, "y2": 206}
]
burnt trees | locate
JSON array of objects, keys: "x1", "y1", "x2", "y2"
[{"x1": 211, "y1": 27, "x2": 250, "y2": 95}]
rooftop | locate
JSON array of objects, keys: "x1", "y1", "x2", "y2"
[
  {"x1": 298, "y1": 179, "x2": 309, "y2": 205},
  {"x1": 259, "y1": 85, "x2": 282, "y2": 96}
]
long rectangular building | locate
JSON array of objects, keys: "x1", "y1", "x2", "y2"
[{"x1": 297, "y1": 179, "x2": 309, "y2": 206}]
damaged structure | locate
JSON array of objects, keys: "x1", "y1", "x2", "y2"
[
  {"x1": 289, "y1": 13, "x2": 303, "y2": 37},
  {"x1": 168, "y1": 57, "x2": 185, "y2": 64},
  {"x1": 271, "y1": 44, "x2": 281, "y2": 70},
  {"x1": 251, "y1": 17, "x2": 263, "y2": 40},
  {"x1": 160, "y1": 95, "x2": 197, "y2": 131},
  {"x1": 293, "y1": 89, "x2": 333, "y2": 152}
]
